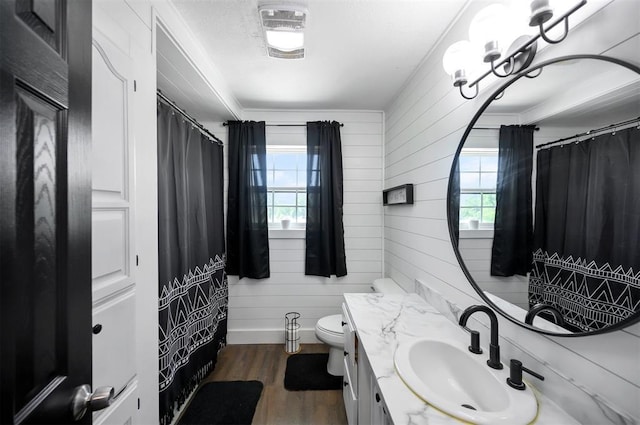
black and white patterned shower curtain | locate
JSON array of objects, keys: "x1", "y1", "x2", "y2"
[
  {"x1": 157, "y1": 101, "x2": 228, "y2": 424},
  {"x1": 529, "y1": 126, "x2": 640, "y2": 332}
]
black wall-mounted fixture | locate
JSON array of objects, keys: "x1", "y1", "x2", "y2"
[{"x1": 383, "y1": 184, "x2": 414, "y2": 205}]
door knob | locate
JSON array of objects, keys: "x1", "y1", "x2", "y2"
[{"x1": 71, "y1": 385, "x2": 114, "y2": 420}]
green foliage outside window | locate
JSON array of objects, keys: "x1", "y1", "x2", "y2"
[
  {"x1": 266, "y1": 148, "x2": 306, "y2": 225},
  {"x1": 459, "y1": 152, "x2": 498, "y2": 226}
]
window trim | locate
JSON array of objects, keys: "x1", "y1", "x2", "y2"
[
  {"x1": 459, "y1": 148, "x2": 498, "y2": 229},
  {"x1": 266, "y1": 144, "x2": 307, "y2": 230},
  {"x1": 268, "y1": 229, "x2": 306, "y2": 239}
]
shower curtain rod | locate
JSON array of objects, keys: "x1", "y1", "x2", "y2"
[
  {"x1": 157, "y1": 90, "x2": 224, "y2": 146},
  {"x1": 536, "y1": 116, "x2": 640, "y2": 150},
  {"x1": 473, "y1": 126, "x2": 540, "y2": 131},
  {"x1": 222, "y1": 122, "x2": 344, "y2": 127}
]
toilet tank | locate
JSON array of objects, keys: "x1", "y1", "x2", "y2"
[{"x1": 371, "y1": 278, "x2": 405, "y2": 293}]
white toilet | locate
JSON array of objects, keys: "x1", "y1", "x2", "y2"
[{"x1": 315, "y1": 278, "x2": 405, "y2": 376}]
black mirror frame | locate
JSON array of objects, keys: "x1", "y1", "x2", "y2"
[{"x1": 447, "y1": 54, "x2": 640, "y2": 337}]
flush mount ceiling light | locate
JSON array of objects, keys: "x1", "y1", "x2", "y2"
[
  {"x1": 265, "y1": 30, "x2": 304, "y2": 51},
  {"x1": 259, "y1": 4, "x2": 307, "y2": 59},
  {"x1": 442, "y1": 0, "x2": 587, "y2": 100}
]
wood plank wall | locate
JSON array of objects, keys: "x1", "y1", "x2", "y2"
[{"x1": 205, "y1": 109, "x2": 384, "y2": 344}]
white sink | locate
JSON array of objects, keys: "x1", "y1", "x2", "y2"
[{"x1": 394, "y1": 338, "x2": 538, "y2": 425}]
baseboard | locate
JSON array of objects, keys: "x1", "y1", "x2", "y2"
[{"x1": 227, "y1": 328, "x2": 321, "y2": 345}]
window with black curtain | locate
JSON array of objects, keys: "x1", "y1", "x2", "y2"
[
  {"x1": 226, "y1": 121, "x2": 270, "y2": 279},
  {"x1": 305, "y1": 121, "x2": 347, "y2": 277}
]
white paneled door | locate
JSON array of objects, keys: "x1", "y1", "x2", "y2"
[{"x1": 91, "y1": 27, "x2": 138, "y2": 425}]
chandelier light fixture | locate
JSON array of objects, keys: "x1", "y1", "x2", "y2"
[{"x1": 442, "y1": 0, "x2": 587, "y2": 100}]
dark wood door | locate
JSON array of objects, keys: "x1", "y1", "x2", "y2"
[{"x1": 0, "y1": 0, "x2": 93, "y2": 423}]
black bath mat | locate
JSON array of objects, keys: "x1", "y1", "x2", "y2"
[
  {"x1": 284, "y1": 353, "x2": 343, "y2": 391},
  {"x1": 178, "y1": 381, "x2": 263, "y2": 425}
]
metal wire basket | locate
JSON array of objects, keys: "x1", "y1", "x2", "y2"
[{"x1": 284, "y1": 312, "x2": 301, "y2": 354}]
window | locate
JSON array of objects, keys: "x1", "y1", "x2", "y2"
[
  {"x1": 459, "y1": 149, "x2": 498, "y2": 228},
  {"x1": 266, "y1": 145, "x2": 306, "y2": 227}
]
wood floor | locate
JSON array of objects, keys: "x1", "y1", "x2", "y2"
[{"x1": 202, "y1": 344, "x2": 348, "y2": 425}]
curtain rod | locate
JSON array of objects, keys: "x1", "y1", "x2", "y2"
[
  {"x1": 536, "y1": 116, "x2": 640, "y2": 150},
  {"x1": 473, "y1": 126, "x2": 540, "y2": 131},
  {"x1": 222, "y1": 122, "x2": 344, "y2": 127},
  {"x1": 157, "y1": 90, "x2": 223, "y2": 146}
]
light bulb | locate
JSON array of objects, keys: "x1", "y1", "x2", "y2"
[
  {"x1": 469, "y1": 4, "x2": 510, "y2": 63},
  {"x1": 443, "y1": 41, "x2": 476, "y2": 86},
  {"x1": 507, "y1": 2, "x2": 538, "y2": 37}
]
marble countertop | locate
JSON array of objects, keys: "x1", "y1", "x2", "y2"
[{"x1": 343, "y1": 292, "x2": 580, "y2": 425}]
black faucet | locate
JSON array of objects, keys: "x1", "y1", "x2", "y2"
[
  {"x1": 524, "y1": 303, "x2": 566, "y2": 326},
  {"x1": 459, "y1": 305, "x2": 503, "y2": 370}
]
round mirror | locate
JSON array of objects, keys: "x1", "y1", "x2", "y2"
[{"x1": 448, "y1": 55, "x2": 640, "y2": 336}]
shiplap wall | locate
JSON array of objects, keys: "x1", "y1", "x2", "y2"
[
  {"x1": 383, "y1": 0, "x2": 640, "y2": 423},
  {"x1": 206, "y1": 110, "x2": 384, "y2": 343}
]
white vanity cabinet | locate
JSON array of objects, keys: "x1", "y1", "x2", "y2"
[
  {"x1": 342, "y1": 303, "x2": 358, "y2": 425},
  {"x1": 371, "y1": 381, "x2": 393, "y2": 425},
  {"x1": 358, "y1": 338, "x2": 393, "y2": 425},
  {"x1": 357, "y1": 345, "x2": 373, "y2": 425},
  {"x1": 342, "y1": 302, "x2": 394, "y2": 425}
]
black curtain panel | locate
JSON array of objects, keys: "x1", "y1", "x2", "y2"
[
  {"x1": 490, "y1": 125, "x2": 535, "y2": 276},
  {"x1": 157, "y1": 101, "x2": 228, "y2": 425},
  {"x1": 529, "y1": 126, "x2": 640, "y2": 332},
  {"x1": 226, "y1": 121, "x2": 270, "y2": 279},
  {"x1": 305, "y1": 121, "x2": 347, "y2": 277}
]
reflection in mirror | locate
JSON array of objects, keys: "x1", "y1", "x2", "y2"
[{"x1": 450, "y1": 56, "x2": 640, "y2": 335}]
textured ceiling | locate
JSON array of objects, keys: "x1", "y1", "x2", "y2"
[{"x1": 170, "y1": 0, "x2": 469, "y2": 110}]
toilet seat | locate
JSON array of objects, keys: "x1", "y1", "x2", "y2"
[
  {"x1": 315, "y1": 314, "x2": 344, "y2": 346},
  {"x1": 317, "y1": 314, "x2": 344, "y2": 335}
]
